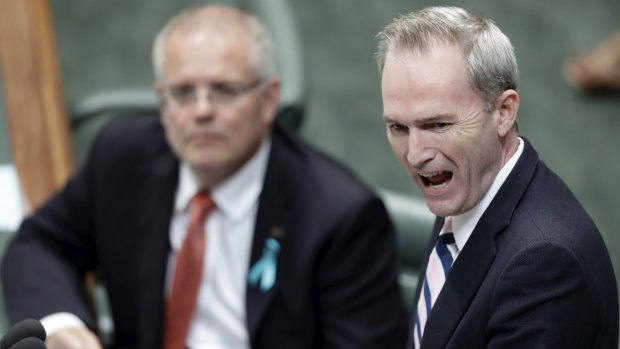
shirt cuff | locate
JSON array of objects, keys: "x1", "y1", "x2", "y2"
[{"x1": 40, "y1": 312, "x2": 87, "y2": 337}]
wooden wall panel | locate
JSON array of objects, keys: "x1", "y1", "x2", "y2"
[{"x1": 0, "y1": 0, "x2": 74, "y2": 211}]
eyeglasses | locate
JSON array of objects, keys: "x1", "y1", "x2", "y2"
[{"x1": 163, "y1": 78, "x2": 264, "y2": 108}]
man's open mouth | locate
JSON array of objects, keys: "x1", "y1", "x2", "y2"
[{"x1": 419, "y1": 171, "x2": 453, "y2": 188}]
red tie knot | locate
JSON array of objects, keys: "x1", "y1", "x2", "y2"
[{"x1": 189, "y1": 191, "x2": 215, "y2": 224}]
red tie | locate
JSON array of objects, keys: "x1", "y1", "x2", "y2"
[{"x1": 163, "y1": 191, "x2": 214, "y2": 349}]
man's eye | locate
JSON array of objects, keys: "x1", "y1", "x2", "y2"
[
  {"x1": 389, "y1": 124, "x2": 407, "y2": 132},
  {"x1": 170, "y1": 86, "x2": 195, "y2": 101},
  {"x1": 425, "y1": 122, "x2": 450, "y2": 130},
  {"x1": 213, "y1": 84, "x2": 241, "y2": 97}
]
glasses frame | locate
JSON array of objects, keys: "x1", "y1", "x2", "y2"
[{"x1": 162, "y1": 77, "x2": 266, "y2": 108}]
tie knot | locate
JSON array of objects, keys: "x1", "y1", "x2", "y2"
[
  {"x1": 189, "y1": 191, "x2": 215, "y2": 223},
  {"x1": 440, "y1": 217, "x2": 452, "y2": 233},
  {"x1": 437, "y1": 218, "x2": 455, "y2": 246},
  {"x1": 437, "y1": 232, "x2": 455, "y2": 245}
]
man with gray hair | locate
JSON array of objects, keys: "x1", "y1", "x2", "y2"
[
  {"x1": 377, "y1": 6, "x2": 618, "y2": 348},
  {"x1": 1, "y1": 5, "x2": 408, "y2": 349}
]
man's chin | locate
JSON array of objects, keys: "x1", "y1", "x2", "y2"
[
  {"x1": 186, "y1": 155, "x2": 226, "y2": 172},
  {"x1": 424, "y1": 198, "x2": 460, "y2": 217}
]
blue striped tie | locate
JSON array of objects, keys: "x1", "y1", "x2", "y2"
[{"x1": 413, "y1": 218, "x2": 459, "y2": 348}]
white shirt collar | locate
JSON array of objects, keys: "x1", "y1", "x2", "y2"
[
  {"x1": 450, "y1": 137, "x2": 524, "y2": 251},
  {"x1": 174, "y1": 138, "x2": 272, "y2": 221}
]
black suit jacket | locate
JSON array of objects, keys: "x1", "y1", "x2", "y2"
[
  {"x1": 410, "y1": 138, "x2": 618, "y2": 348},
  {"x1": 1, "y1": 114, "x2": 407, "y2": 348}
]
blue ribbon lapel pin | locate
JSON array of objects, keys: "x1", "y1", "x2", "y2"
[{"x1": 248, "y1": 228, "x2": 282, "y2": 292}]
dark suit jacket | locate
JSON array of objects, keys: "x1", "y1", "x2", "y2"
[
  {"x1": 1, "y1": 114, "x2": 408, "y2": 348},
  {"x1": 410, "y1": 138, "x2": 619, "y2": 348}
]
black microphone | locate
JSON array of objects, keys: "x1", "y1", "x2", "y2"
[
  {"x1": 0, "y1": 319, "x2": 46, "y2": 349},
  {"x1": 6, "y1": 337, "x2": 45, "y2": 349}
]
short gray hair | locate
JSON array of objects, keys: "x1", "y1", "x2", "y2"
[
  {"x1": 376, "y1": 6, "x2": 518, "y2": 112},
  {"x1": 152, "y1": 6, "x2": 275, "y2": 82}
]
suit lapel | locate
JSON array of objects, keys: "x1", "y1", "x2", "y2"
[
  {"x1": 134, "y1": 149, "x2": 179, "y2": 348},
  {"x1": 246, "y1": 123, "x2": 298, "y2": 346},
  {"x1": 418, "y1": 138, "x2": 539, "y2": 348}
]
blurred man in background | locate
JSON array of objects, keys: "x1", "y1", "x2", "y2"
[{"x1": 2, "y1": 5, "x2": 407, "y2": 349}]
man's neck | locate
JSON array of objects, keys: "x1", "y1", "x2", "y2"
[{"x1": 499, "y1": 133, "x2": 520, "y2": 169}]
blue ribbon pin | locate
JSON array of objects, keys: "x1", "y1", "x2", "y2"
[{"x1": 248, "y1": 237, "x2": 280, "y2": 292}]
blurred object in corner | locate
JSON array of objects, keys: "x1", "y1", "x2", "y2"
[{"x1": 563, "y1": 30, "x2": 620, "y2": 93}]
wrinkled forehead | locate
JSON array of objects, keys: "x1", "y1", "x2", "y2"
[{"x1": 381, "y1": 44, "x2": 481, "y2": 113}]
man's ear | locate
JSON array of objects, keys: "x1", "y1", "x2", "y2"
[
  {"x1": 494, "y1": 89, "x2": 519, "y2": 137},
  {"x1": 261, "y1": 77, "x2": 281, "y2": 124},
  {"x1": 154, "y1": 82, "x2": 168, "y2": 121}
]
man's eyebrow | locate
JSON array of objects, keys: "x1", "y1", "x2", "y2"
[
  {"x1": 413, "y1": 114, "x2": 455, "y2": 125},
  {"x1": 382, "y1": 115, "x2": 398, "y2": 123},
  {"x1": 382, "y1": 114, "x2": 455, "y2": 124}
]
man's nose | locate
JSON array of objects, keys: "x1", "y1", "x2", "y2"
[
  {"x1": 192, "y1": 88, "x2": 216, "y2": 118},
  {"x1": 406, "y1": 129, "x2": 433, "y2": 169}
]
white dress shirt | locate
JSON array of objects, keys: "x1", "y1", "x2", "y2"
[
  {"x1": 170, "y1": 138, "x2": 270, "y2": 348},
  {"x1": 449, "y1": 137, "x2": 524, "y2": 255},
  {"x1": 42, "y1": 138, "x2": 271, "y2": 349}
]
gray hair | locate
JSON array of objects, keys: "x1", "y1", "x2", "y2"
[
  {"x1": 376, "y1": 6, "x2": 518, "y2": 112},
  {"x1": 152, "y1": 6, "x2": 275, "y2": 82}
]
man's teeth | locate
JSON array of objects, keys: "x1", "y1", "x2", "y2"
[
  {"x1": 421, "y1": 171, "x2": 442, "y2": 178},
  {"x1": 430, "y1": 181, "x2": 448, "y2": 188},
  {"x1": 420, "y1": 171, "x2": 449, "y2": 188}
]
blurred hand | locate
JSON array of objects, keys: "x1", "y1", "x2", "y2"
[{"x1": 46, "y1": 327, "x2": 103, "y2": 349}]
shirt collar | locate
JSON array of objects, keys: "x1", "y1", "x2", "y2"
[
  {"x1": 450, "y1": 137, "x2": 524, "y2": 251},
  {"x1": 174, "y1": 138, "x2": 272, "y2": 220}
]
